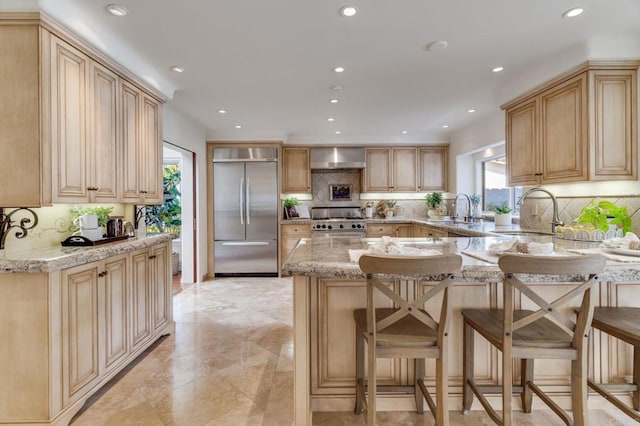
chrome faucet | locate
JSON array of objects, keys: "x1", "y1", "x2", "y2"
[
  {"x1": 517, "y1": 187, "x2": 564, "y2": 234},
  {"x1": 452, "y1": 193, "x2": 474, "y2": 223}
]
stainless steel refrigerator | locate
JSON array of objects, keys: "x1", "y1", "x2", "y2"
[{"x1": 213, "y1": 148, "x2": 278, "y2": 276}]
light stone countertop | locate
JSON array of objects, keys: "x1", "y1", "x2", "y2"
[
  {"x1": 0, "y1": 233, "x2": 176, "y2": 273},
  {"x1": 282, "y1": 235, "x2": 640, "y2": 283}
]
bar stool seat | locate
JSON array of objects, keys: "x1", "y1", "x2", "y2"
[{"x1": 588, "y1": 307, "x2": 640, "y2": 421}]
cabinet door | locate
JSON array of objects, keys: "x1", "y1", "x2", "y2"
[
  {"x1": 130, "y1": 249, "x2": 151, "y2": 351},
  {"x1": 366, "y1": 224, "x2": 397, "y2": 237},
  {"x1": 364, "y1": 148, "x2": 391, "y2": 192},
  {"x1": 589, "y1": 69, "x2": 637, "y2": 180},
  {"x1": 61, "y1": 263, "x2": 100, "y2": 405},
  {"x1": 51, "y1": 36, "x2": 90, "y2": 202},
  {"x1": 150, "y1": 243, "x2": 172, "y2": 332},
  {"x1": 418, "y1": 147, "x2": 448, "y2": 191},
  {"x1": 391, "y1": 148, "x2": 417, "y2": 191},
  {"x1": 102, "y1": 255, "x2": 128, "y2": 373},
  {"x1": 280, "y1": 224, "x2": 311, "y2": 273},
  {"x1": 141, "y1": 94, "x2": 163, "y2": 203},
  {"x1": 506, "y1": 99, "x2": 539, "y2": 186},
  {"x1": 540, "y1": 73, "x2": 588, "y2": 183},
  {"x1": 396, "y1": 224, "x2": 413, "y2": 237},
  {"x1": 121, "y1": 80, "x2": 142, "y2": 201},
  {"x1": 283, "y1": 148, "x2": 311, "y2": 193},
  {"x1": 89, "y1": 62, "x2": 120, "y2": 202}
]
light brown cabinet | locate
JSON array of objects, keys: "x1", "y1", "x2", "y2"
[
  {"x1": 364, "y1": 146, "x2": 448, "y2": 193},
  {"x1": 0, "y1": 14, "x2": 164, "y2": 207},
  {"x1": 0, "y1": 239, "x2": 174, "y2": 425},
  {"x1": 366, "y1": 222, "x2": 413, "y2": 237},
  {"x1": 503, "y1": 61, "x2": 638, "y2": 186},
  {"x1": 121, "y1": 81, "x2": 163, "y2": 204},
  {"x1": 412, "y1": 223, "x2": 448, "y2": 238},
  {"x1": 281, "y1": 223, "x2": 311, "y2": 274},
  {"x1": 283, "y1": 147, "x2": 311, "y2": 193}
]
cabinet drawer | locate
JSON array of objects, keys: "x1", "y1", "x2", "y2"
[{"x1": 282, "y1": 224, "x2": 311, "y2": 237}]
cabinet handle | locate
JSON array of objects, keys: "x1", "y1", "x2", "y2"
[
  {"x1": 534, "y1": 173, "x2": 543, "y2": 176},
  {"x1": 149, "y1": 255, "x2": 157, "y2": 259},
  {"x1": 98, "y1": 271, "x2": 108, "y2": 277}
]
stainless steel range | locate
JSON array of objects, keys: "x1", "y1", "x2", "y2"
[{"x1": 311, "y1": 206, "x2": 367, "y2": 236}]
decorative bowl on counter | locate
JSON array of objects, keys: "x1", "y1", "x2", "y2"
[{"x1": 555, "y1": 225, "x2": 623, "y2": 242}]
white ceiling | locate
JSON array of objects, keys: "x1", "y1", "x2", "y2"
[{"x1": 6, "y1": 0, "x2": 640, "y2": 144}]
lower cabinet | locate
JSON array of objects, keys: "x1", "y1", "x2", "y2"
[
  {"x1": 281, "y1": 224, "x2": 311, "y2": 275},
  {"x1": 0, "y1": 239, "x2": 175, "y2": 425},
  {"x1": 366, "y1": 223, "x2": 412, "y2": 237},
  {"x1": 412, "y1": 223, "x2": 448, "y2": 237}
]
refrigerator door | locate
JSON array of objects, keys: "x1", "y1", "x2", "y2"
[
  {"x1": 214, "y1": 162, "x2": 245, "y2": 241},
  {"x1": 214, "y1": 240, "x2": 278, "y2": 274},
  {"x1": 245, "y1": 162, "x2": 278, "y2": 241}
]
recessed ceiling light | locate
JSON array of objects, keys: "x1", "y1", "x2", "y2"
[
  {"x1": 330, "y1": 85, "x2": 343, "y2": 91},
  {"x1": 563, "y1": 7, "x2": 584, "y2": 18},
  {"x1": 217, "y1": 109, "x2": 227, "y2": 114},
  {"x1": 170, "y1": 66, "x2": 184, "y2": 73},
  {"x1": 234, "y1": 125, "x2": 242, "y2": 129},
  {"x1": 467, "y1": 109, "x2": 476, "y2": 113},
  {"x1": 492, "y1": 66, "x2": 504, "y2": 73},
  {"x1": 333, "y1": 66, "x2": 345, "y2": 73},
  {"x1": 339, "y1": 6, "x2": 358, "y2": 17},
  {"x1": 442, "y1": 125, "x2": 449, "y2": 128},
  {"x1": 327, "y1": 118, "x2": 335, "y2": 122},
  {"x1": 426, "y1": 40, "x2": 448, "y2": 51},
  {"x1": 401, "y1": 130, "x2": 408, "y2": 134},
  {"x1": 106, "y1": 4, "x2": 128, "y2": 16},
  {"x1": 329, "y1": 99, "x2": 339, "y2": 104},
  {"x1": 335, "y1": 131, "x2": 341, "y2": 134}
]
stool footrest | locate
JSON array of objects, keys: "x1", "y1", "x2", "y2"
[
  {"x1": 417, "y1": 378, "x2": 436, "y2": 421},
  {"x1": 588, "y1": 379, "x2": 640, "y2": 422},
  {"x1": 467, "y1": 379, "x2": 503, "y2": 424}
]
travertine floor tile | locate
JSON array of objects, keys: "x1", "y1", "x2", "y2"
[{"x1": 70, "y1": 277, "x2": 639, "y2": 425}]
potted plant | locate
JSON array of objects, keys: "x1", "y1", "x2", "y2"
[
  {"x1": 575, "y1": 200, "x2": 632, "y2": 235},
  {"x1": 385, "y1": 200, "x2": 397, "y2": 219},
  {"x1": 425, "y1": 192, "x2": 443, "y2": 217},
  {"x1": 491, "y1": 203, "x2": 513, "y2": 226},
  {"x1": 284, "y1": 197, "x2": 301, "y2": 219}
]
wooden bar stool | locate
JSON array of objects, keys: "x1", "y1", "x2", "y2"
[
  {"x1": 587, "y1": 307, "x2": 640, "y2": 421},
  {"x1": 354, "y1": 253, "x2": 463, "y2": 426},
  {"x1": 461, "y1": 254, "x2": 606, "y2": 426}
]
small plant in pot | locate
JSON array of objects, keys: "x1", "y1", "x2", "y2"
[
  {"x1": 384, "y1": 200, "x2": 397, "y2": 219},
  {"x1": 283, "y1": 197, "x2": 301, "y2": 219},
  {"x1": 491, "y1": 203, "x2": 513, "y2": 226},
  {"x1": 425, "y1": 192, "x2": 443, "y2": 217},
  {"x1": 470, "y1": 194, "x2": 482, "y2": 218}
]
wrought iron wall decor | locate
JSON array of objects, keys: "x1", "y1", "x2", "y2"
[{"x1": 0, "y1": 207, "x2": 39, "y2": 250}]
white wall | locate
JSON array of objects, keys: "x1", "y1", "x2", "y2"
[{"x1": 162, "y1": 103, "x2": 208, "y2": 281}]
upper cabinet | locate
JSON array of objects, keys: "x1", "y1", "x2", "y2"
[
  {"x1": 0, "y1": 14, "x2": 165, "y2": 207},
  {"x1": 363, "y1": 145, "x2": 447, "y2": 192},
  {"x1": 283, "y1": 147, "x2": 311, "y2": 193},
  {"x1": 503, "y1": 61, "x2": 638, "y2": 186}
]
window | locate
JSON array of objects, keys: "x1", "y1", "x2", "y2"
[{"x1": 482, "y1": 156, "x2": 522, "y2": 213}]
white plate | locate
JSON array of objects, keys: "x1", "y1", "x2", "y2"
[{"x1": 605, "y1": 247, "x2": 640, "y2": 257}]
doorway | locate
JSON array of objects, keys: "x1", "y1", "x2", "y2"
[{"x1": 162, "y1": 142, "x2": 196, "y2": 288}]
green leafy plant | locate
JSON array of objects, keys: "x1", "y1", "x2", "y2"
[
  {"x1": 385, "y1": 199, "x2": 397, "y2": 209},
  {"x1": 492, "y1": 203, "x2": 513, "y2": 214},
  {"x1": 425, "y1": 192, "x2": 443, "y2": 208},
  {"x1": 284, "y1": 197, "x2": 301, "y2": 208},
  {"x1": 146, "y1": 164, "x2": 182, "y2": 234},
  {"x1": 576, "y1": 200, "x2": 632, "y2": 235},
  {"x1": 70, "y1": 206, "x2": 114, "y2": 231}
]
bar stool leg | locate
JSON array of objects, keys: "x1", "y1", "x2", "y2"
[
  {"x1": 354, "y1": 326, "x2": 364, "y2": 414},
  {"x1": 633, "y1": 345, "x2": 640, "y2": 411},
  {"x1": 462, "y1": 319, "x2": 474, "y2": 414},
  {"x1": 571, "y1": 351, "x2": 589, "y2": 426},
  {"x1": 521, "y1": 359, "x2": 533, "y2": 413},
  {"x1": 415, "y1": 358, "x2": 425, "y2": 414}
]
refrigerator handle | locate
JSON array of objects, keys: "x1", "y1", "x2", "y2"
[
  {"x1": 239, "y1": 176, "x2": 244, "y2": 225},
  {"x1": 246, "y1": 177, "x2": 251, "y2": 224}
]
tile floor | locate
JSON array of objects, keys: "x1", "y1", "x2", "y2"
[{"x1": 71, "y1": 277, "x2": 636, "y2": 425}]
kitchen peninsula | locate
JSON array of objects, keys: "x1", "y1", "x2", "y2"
[
  {"x1": 0, "y1": 234, "x2": 175, "y2": 425},
  {"x1": 283, "y1": 234, "x2": 640, "y2": 425}
]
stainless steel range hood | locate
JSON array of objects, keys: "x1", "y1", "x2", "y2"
[{"x1": 310, "y1": 147, "x2": 365, "y2": 169}]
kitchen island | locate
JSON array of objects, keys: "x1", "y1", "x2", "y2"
[
  {"x1": 0, "y1": 234, "x2": 175, "y2": 425},
  {"x1": 282, "y1": 235, "x2": 640, "y2": 425}
]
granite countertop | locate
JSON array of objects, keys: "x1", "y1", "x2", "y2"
[
  {"x1": 282, "y1": 235, "x2": 640, "y2": 282},
  {"x1": 0, "y1": 233, "x2": 176, "y2": 273}
]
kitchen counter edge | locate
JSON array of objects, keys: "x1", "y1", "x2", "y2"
[{"x1": 0, "y1": 233, "x2": 177, "y2": 274}]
